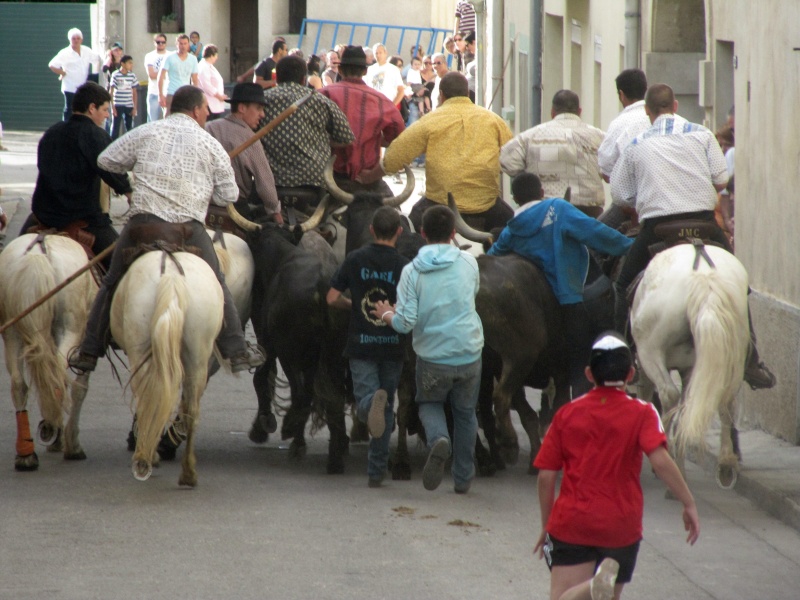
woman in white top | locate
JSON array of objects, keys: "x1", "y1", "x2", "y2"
[{"x1": 197, "y1": 44, "x2": 227, "y2": 120}]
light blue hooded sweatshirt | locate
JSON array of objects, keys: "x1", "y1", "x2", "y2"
[{"x1": 391, "y1": 244, "x2": 484, "y2": 366}]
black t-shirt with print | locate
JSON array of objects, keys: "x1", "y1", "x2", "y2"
[{"x1": 329, "y1": 243, "x2": 410, "y2": 360}]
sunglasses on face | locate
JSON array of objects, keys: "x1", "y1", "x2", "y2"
[{"x1": 156, "y1": 41, "x2": 166, "y2": 45}]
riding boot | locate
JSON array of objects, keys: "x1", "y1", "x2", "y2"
[{"x1": 743, "y1": 306, "x2": 776, "y2": 390}]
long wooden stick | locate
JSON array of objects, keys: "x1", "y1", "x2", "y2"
[
  {"x1": 0, "y1": 95, "x2": 313, "y2": 335},
  {"x1": 228, "y1": 93, "x2": 313, "y2": 159},
  {"x1": 0, "y1": 242, "x2": 116, "y2": 335}
]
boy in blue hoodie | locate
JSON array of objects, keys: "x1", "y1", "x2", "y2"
[
  {"x1": 372, "y1": 205, "x2": 483, "y2": 494},
  {"x1": 487, "y1": 173, "x2": 632, "y2": 395}
]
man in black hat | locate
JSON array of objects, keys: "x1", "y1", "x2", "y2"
[
  {"x1": 206, "y1": 82, "x2": 281, "y2": 222},
  {"x1": 319, "y1": 45, "x2": 405, "y2": 195}
]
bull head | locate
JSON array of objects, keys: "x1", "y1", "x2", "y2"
[
  {"x1": 447, "y1": 193, "x2": 494, "y2": 245},
  {"x1": 323, "y1": 156, "x2": 416, "y2": 208},
  {"x1": 226, "y1": 195, "x2": 329, "y2": 233}
]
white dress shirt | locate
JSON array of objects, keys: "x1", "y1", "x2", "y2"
[
  {"x1": 98, "y1": 114, "x2": 238, "y2": 223},
  {"x1": 597, "y1": 100, "x2": 651, "y2": 178},
  {"x1": 610, "y1": 113, "x2": 728, "y2": 221},
  {"x1": 49, "y1": 45, "x2": 100, "y2": 93}
]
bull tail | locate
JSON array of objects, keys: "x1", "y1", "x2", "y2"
[
  {"x1": 677, "y1": 266, "x2": 748, "y2": 453},
  {"x1": 4, "y1": 254, "x2": 70, "y2": 422},
  {"x1": 131, "y1": 273, "x2": 187, "y2": 463}
]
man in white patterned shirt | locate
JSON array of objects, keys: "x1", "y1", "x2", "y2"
[
  {"x1": 597, "y1": 69, "x2": 651, "y2": 229},
  {"x1": 500, "y1": 90, "x2": 606, "y2": 217},
  {"x1": 70, "y1": 85, "x2": 265, "y2": 374},
  {"x1": 610, "y1": 83, "x2": 774, "y2": 389}
]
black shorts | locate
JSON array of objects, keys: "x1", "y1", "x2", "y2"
[{"x1": 543, "y1": 534, "x2": 641, "y2": 584}]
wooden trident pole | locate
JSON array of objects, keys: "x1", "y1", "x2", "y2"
[{"x1": 0, "y1": 93, "x2": 314, "y2": 336}]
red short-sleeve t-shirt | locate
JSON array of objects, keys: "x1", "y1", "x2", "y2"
[{"x1": 533, "y1": 387, "x2": 667, "y2": 547}]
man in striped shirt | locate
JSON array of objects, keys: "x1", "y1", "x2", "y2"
[
  {"x1": 109, "y1": 55, "x2": 139, "y2": 139},
  {"x1": 454, "y1": 1, "x2": 476, "y2": 37}
]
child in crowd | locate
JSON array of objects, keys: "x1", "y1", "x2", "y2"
[
  {"x1": 533, "y1": 331, "x2": 700, "y2": 600},
  {"x1": 189, "y1": 31, "x2": 204, "y2": 59},
  {"x1": 109, "y1": 55, "x2": 139, "y2": 139}
]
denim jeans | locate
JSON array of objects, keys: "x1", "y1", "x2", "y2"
[
  {"x1": 415, "y1": 357, "x2": 481, "y2": 487},
  {"x1": 350, "y1": 358, "x2": 405, "y2": 480},
  {"x1": 147, "y1": 94, "x2": 163, "y2": 122},
  {"x1": 111, "y1": 106, "x2": 134, "y2": 139},
  {"x1": 63, "y1": 91, "x2": 75, "y2": 122}
]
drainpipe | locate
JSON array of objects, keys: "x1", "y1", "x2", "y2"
[
  {"x1": 490, "y1": 0, "x2": 504, "y2": 116},
  {"x1": 530, "y1": 0, "x2": 543, "y2": 126},
  {"x1": 473, "y1": 1, "x2": 485, "y2": 108},
  {"x1": 624, "y1": 0, "x2": 640, "y2": 68}
]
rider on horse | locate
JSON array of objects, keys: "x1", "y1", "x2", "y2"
[
  {"x1": 68, "y1": 85, "x2": 265, "y2": 374},
  {"x1": 610, "y1": 83, "x2": 774, "y2": 390},
  {"x1": 19, "y1": 82, "x2": 132, "y2": 270}
]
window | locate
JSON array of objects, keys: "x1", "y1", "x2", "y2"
[{"x1": 148, "y1": 0, "x2": 184, "y2": 34}]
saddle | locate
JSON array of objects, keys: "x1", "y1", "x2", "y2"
[
  {"x1": 122, "y1": 221, "x2": 201, "y2": 266},
  {"x1": 626, "y1": 219, "x2": 721, "y2": 304},
  {"x1": 26, "y1": 218, "x2": 96, "y2": 259}
]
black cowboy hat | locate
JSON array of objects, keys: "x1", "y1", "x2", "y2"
[
  {"x1": 339, "y1": 46, "x2": 367, "y2": 68},
  {"x1": 229, "y1": 83, "x2": 267, "y2": 105}
]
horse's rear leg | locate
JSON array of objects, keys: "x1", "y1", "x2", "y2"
[
  {"x1": 63, "y1": 372, "x2": 90, "y2": 460},
  {"x1": 4, "y1": 332, "x2": 38, "y2": 471},
  {"x1": 511, "y1": 389, "x2": 542, "y2": 474},
  {"x1": 493, "y1": 366, "x2": 528, "y2": 466},
  {"x1": 178, "y1": 376, "x2": 206, "y2": 488},
  {"x1": 716, "y1": 400, "x2": 739, "y2": 489}
]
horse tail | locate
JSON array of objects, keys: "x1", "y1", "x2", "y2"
[
  {"x1": 678, "y1": 263, "x2": 748, "y2": 453},
  {"x1": 131, "y1": 272, "x2": 188, "y2": 460},
  {"x1": 5, "y1": 254, "x2": 70, "y2": 421}
]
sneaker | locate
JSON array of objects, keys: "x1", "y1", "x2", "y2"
[
  {"x1": 589, "y1": 558, "x2": 619, "y2": 600},
  {"x1": 422, "y1": 438, "x2": 450, "y2": 491},
  {"x1": 744, "y1": 361, "x2": 776, "y2": 390},
  {"x1": 68, "y1": 350, "x2": 97, "y2": 373},
  {"x1": 454, "y1": 479, "x2": 472, "y2": 494},
  {"x1": 367, "y1": 389, "x2": 388, "y2": 438},
  {"x1": 230, "y1": 342, "x2": 266, "y2": 373},
  {"x1": 368, "y1": 473, "x2": 385, "y2": 488}
]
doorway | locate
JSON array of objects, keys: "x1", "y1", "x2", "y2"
[{"x1": 230, "y1": 0, "x2": 259, "y2": 79}]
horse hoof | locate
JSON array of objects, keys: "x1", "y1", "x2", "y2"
[
  {"x1": 15, "y1": 453, "x2": 39, "y2": 471},
  {"x1": 132, "y1": 460, "x2": 152, "y2": 481},
  {"x1": 64, "y1": 449, "x2": 87, "y2": 461},
  {"x1": 157, "y1": 438, "x2": 179, "y2": 461},
  {"x1": 716, "y1": 465, "x2": 738, "y2": 489},
  {"x1": 37, "y1": 420, "x2": 58, "y2": 446},
  {"x1": 178, "y1": 473, "x2": 198, "y2": 488},
  {"x1": 391, "y1": 462, "x2": 411, "y2": 481},
  {"x1": 477, "y1": 463, "x2": 497, "y2": 477},
  {"x1": 288, "y1": 441, "x2": 307, "y2": 460},
  {"x1": 248, "y1": 423, "x2": 269, "y2": 444}
]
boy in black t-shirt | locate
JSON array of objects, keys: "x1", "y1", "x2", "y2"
[{"x1": 327, "y1": 207, "x2": 410, "y2": 487}]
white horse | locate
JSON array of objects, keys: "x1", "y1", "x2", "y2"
[
  {"x1": 0, "y1": 234, "x2": 97, "y2": 470},
  {"x1": 631, "y1": 243, "x2": 749, "y2": 488},
  {"x1": 110, "y1": 250, "x2": 223, "y2": 486}
]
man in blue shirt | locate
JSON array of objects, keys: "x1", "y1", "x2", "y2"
[{"x1": 487, "y1": 173, "x2": 632, "y2": 395}]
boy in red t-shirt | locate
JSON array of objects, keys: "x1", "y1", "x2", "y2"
[{"x1": 533, "y1": 331, "x2": 700, "y2": 600}]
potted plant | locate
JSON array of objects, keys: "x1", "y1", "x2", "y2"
[{"x1": 161, "y1": 13, "x2": 179, "y2": 34}]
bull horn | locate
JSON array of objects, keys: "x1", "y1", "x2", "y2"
[
  {"x1": 447, "y1": 192, "x2": 493, "y2": 244},
  {"x1": 323, "y1": 156, "x2": 354, "y2": 205},
  {"x1": 563, "y1": 186, "x2": 571, "y2": 203},
  {"x1": 382, "y1": 165, "x2": 416, "y2": 207},
  {"x1": 299, "y1": 194, "x2": 330, "y2": 232},
  {"x1": 226, "y1": 203, "x2": 262, "y2": 231}
]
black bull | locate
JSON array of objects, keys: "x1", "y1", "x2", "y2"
[{"x1": 245, "y1": 223, "x2": 352, "y2": 474}]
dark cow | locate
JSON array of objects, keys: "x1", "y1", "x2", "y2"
[
  {"x1": 226, "y1": 203, "x2": 353, "y2": 474},
  {"x1": 449, "y1": 196, "x2": 616, "y2": 471}
]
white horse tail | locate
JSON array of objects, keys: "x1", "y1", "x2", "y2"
[
  {"x1": 131, "y1": 272, "x2": 188, "y2": 463},
  {"x1": 5, "y1": 254, "x2": 70, "y2": 422},
  {"x1": 677, "y1": 263, "x2": 748, "y2": 452}
]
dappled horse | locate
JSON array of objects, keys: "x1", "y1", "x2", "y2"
[
  {"x1": 0, "y1": 234, "x2": 97, "y2": 470},
  {"x1": 631, "y1": 242, "x2": 749, "y2": 488}
]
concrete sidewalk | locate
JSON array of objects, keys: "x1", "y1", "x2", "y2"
[{"x1": 2, "y1": 128, "x2": 800, "y2": 533}]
